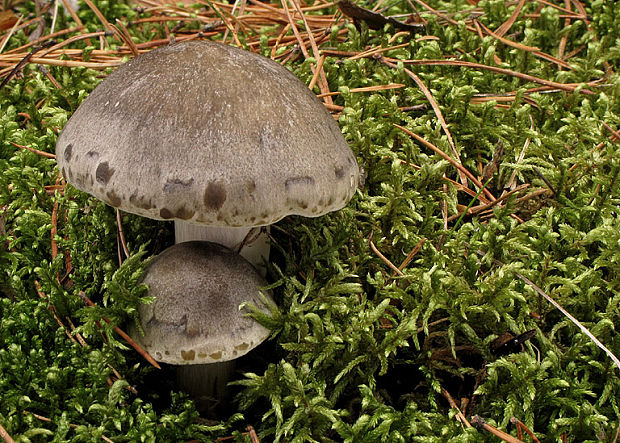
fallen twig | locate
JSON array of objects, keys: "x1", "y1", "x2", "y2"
[
  {"x1": 78, "y1": 291, "x2": 161, "y2": 369},
  {"x1": 470, "y1": 249, "x2": 620, "y2": 372},
  {"x1": 441, "y1": 387, "x2": 472, "y2": 428},
  {"x1": 0, "y1": 420, "x2": 15, "y2": 443},
  {"x1": 510, "y1": 417, "x2": 540, "y2": 443},
  {"x1": 471, "y1": 415, "x2": 523, "y2": 443},
  {"x1": 23, "y1": 411, "x2": 114, "y2": 443}
]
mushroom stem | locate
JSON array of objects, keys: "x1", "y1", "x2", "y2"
[
  {"x1": 176, "y1": 361, "x2": 236, "y2": 415},
  {"x1": 174, "y1": 222, "x2": 270, "y2": 275}
]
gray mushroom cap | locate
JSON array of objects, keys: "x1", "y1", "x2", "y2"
[
  {"x1": 130, "y1": 241, "x2": 273, "y2": 365},
  {"x1": 56, "y1": 40, "x2": 359, "y2": 227}
]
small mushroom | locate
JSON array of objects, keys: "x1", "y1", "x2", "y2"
[
  {"x1": 129, "y1": 241, "x2": 274, "y2": 413},
  {"x1": 55, "y1": 40, "x2": 360, "y2": 271}
]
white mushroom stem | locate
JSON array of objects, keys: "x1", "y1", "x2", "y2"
[
  {"x1": 176, "y1": 361, "x2": 236, "y2": 415},
  {"x1": 174, "y1": 222, "x2": 270, "y2": 275}
]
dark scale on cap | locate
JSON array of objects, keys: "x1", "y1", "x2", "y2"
[
  {"x1": 106, "y1": 190, "x2": 122, "y2": 207},
  {"x1": 284, "y1": 175, "x2": 315, "y2": 189},
  {"x1": 287, "y1": 197, "x2": 308, "y2": 210},
  {"x1": 163, "y1": 178, "x2": 195, "y2": 193},
  {"x1": 63, "y1": 144, "x2": 73, "y2": 162},
  {"x1": 204, "y1": 181, "x2": 226, "y2": 211},
  {"x1": 96, "y1": 162, "x2": 115, "y2": 185},
  {"x1": 175, "y1": 207, "x2": 195, "y2": 220},
  {"x1": 157, "y1": 205, "x2": 194, "y2": 221},
  {"x1": 334, "y1": 166, "x2": 345, "y2": 180},
  {"x1": 129, "y1": 193, "x2": 154, "y2": 210},
  {"x1": 246, "y1": 180, "x2": 256, "y2": 194},
  {"x1": 160, "y1": 208, "x2": 174, "y2": 219}
]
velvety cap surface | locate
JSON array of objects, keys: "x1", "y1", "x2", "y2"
[
  {"x1": 56, "y1": 40, "x2": 359, "y2": 227},
  {"x1": 130, "y1": 241, "x2": 273, "y2": 365}
]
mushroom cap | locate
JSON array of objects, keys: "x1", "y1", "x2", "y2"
[
  {"x1": 56, "y1": 40, "x2": 359, "y2": 227},
  {"x1": 129, "y1": 241, "x2": 273, "y2": 365}
]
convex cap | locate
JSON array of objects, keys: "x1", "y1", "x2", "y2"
[
  {"x1": 56, "y1": 40, "x2": 359, "y2": 227},
  {"x1": 131, "y1": 241, "x2": 273, "y2": 365}
]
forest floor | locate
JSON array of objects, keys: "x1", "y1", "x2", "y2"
[{"x1": 0, "y1": 0, "x2": 619, "y2": 441}]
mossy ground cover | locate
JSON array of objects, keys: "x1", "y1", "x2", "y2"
[{"x1": 1, "y1": 0, "x2": 619, "y2": 441}]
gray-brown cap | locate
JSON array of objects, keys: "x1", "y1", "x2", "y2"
[
  {"x1": 130, "y1": 241, "x2": 273, "y2": 365},
  {"x1": 56, "y1": 40, "x2": 359, "y2": 227}
]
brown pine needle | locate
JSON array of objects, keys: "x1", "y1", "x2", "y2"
[
  {"x1": 557, "y1": 0, "x2": 571, "y2": 68},
  {"x1": 51, "y1": 198, "x2": 59, "y2": 277},
  {"x1": 495, "y1": 0, "x2": 526, "y2": 37},
  {"x1": 475, "y1": 19, "x2": 573, "y2": 69},
  {"x1": 411, "y1": 0, "x2": 461, "y2": 27},
  {"x1": 4, "y1": 25, "x2": 83, "y2": 55},
  {"x1": 59, "y1": 0, "x2": 87, "y2": 38},
  {"x1": 271, "y1": 23, "x2": 291, "y2": 59},
  {"x1": 0, "y1": 422, "x2": 15, "y2": 443},
  {"x1": 116, "y1": 209, "x2": 130, "y2": 261},
  {"x1": 394, "y1": 124, "x2": 497, "y2": 202},
  {"x1": 34, "y1": 281, "x2": 77, "y2": 344},
  {"x1": 280, "y1": 0, "x2": 309, "y2": 59},
  {"x1": 317, "y1": 83, "x2": 405, "y2": 97},
  {"x1": 307, "y1": 52, "x2": 325, "y2": 91},
  {"x1": 397, "y1": 238, "x2": 426, "y2": 272},
  {"x1": 113, "y1": 19, "x2": 140, "y2": 57},
  {"x1": 369, "y1": 232, "x2": 405, "y2": 277},
  {"x1": 447, "y1": 184, "x2": 529, "y2": 222},
  {"x1": 348, "y1": 42, "x2": 410, "y2": 61},
  {"x1": 510, "y1": 417, "x2": 540, "y2": 443},
  {"x1": 65, "y1": 316, "x2": 88, "y2": 347},
  {"x1": 441, "y1": 387, "x2": 472, "y2": 428},
  {"x1": 602, "y1": 121, "x2": 620, "y2": 142},
  {"x1": 78, "y1": 291, "x2": 162, "y2": 370},
  {"x1": 247, "y1": 425, "x2": 260, "y2": 443},
  {"x1": 82, "y1": 0, "x2": 113, "y2": 31},
  {"x1": 9, "y1": 141, "x2": 56, "y2": 159},
  {"x1": 381, "y1": 57, "x2": 465, "y2": 184},
  {"x1": 471, "y1": 415, "x2": 523, "y2": 443},
  {"x1": 23, "y1": 412, "x2": 115, "y2": 443},
  {"x1": 395, "y1": 58, "x2": 593, "y2": 94}
]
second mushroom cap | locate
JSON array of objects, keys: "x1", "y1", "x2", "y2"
[{"x1": 130, "y1": 241, "x2": 273, "y2": 365}]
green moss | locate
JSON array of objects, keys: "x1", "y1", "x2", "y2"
[{"x1": 1, "y1": 0, "x2": 619, "y2": 441}]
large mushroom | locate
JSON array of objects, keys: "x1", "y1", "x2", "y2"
[
  {"x1": 55, "y1": 40, "x2": 360, "y2": 269},
  {"x1": 128, "y1": 241, "x2": 274, "y2": 414}
]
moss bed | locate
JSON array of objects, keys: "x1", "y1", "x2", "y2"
[{"x1": 0, "y1": 0, "x2": 619, "y2": 441}]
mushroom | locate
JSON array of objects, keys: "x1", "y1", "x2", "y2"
[
  {"x1": 55, "y1": 40, "x2": 360, "y2": 270},
  {"x1": 128, "y1": 241, "x2": 274, "y2": 413}
]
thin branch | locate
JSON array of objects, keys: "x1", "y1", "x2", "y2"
[
  {"x1": 78, "y1": 291, "x2": 162, "y2": 369},
  {"x1": 23, "y1": 411, "x2": 115, "y2": 443},
  {"x1": 441, "y1": 387, "x2": 472, "y2": 428},
  {"x1": 0, "y1": 422, "x2": 15, "y2": 443},
  {"x1": 471, "y1": 415, "x2": 523, "y2": 443},
  {"x1": 510, "y1": 417, "x2": 540, "y2": 443},
  {"x1": 369, "y1": 232, "x2": 405, "y2": 276},
  {"x1": 515, "y1": 273, "x2": 620, "y2": 372},
  {"x1": 471, "y1": 249, "x2": 620, "y2": 372},
  {"x1": 116, "y1": 209, "x2": 130, "y2": 260},
  {"x1": 393, "y1": 58, "x2": 594, "y2": 94},
  {"x1": 381, "y1": 57, "x2": 463, "y2": 184},
  {"x1": 394, "y1": 124, "x2": 496, "y2": 202}
]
